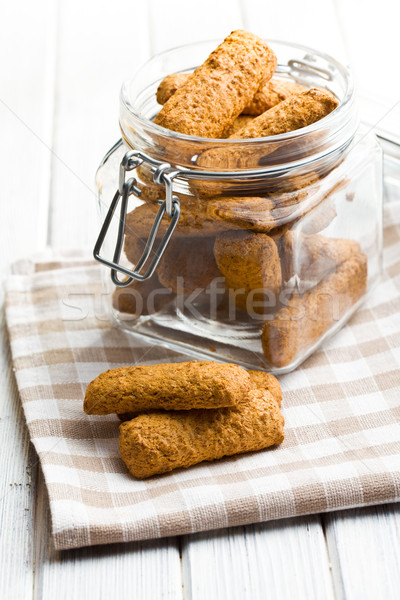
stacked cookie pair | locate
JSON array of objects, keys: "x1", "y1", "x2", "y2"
[{"x1": 84, "y1": 361, "x2": 284, "y2": 478}]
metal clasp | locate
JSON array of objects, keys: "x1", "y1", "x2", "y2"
[
  {"x1": 276, "y1": 59, "x2": 333, "y2": 82},
  {"x1": 93, "y1": 147, "x2": 181, "y2": 287}
]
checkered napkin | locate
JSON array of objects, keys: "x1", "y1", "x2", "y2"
[{"x1": 5, "y1": 206, "x2": 400, "y2": 551}]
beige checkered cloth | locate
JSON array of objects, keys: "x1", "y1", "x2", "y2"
[{"x1": 5, "y1": 206, "x2": 400, "y2": 551}]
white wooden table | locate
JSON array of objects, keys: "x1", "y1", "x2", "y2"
[{"x1": 2, "y1": 1, "x2": 400, "y2": 597}]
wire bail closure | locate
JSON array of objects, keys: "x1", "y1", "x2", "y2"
[{"x1": 93, "y1": 149, "x2": 181, "y2": 287}]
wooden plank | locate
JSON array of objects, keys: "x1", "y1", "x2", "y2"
[
  {"x1": 0, "y1": 1, "x2": 57, "y2": 599},
  {"x1": 182, "y1": 517, "x2": 334, "y2": 600},
  {"x1": 324, "y1": 504, "x2": 400, "y2": 600},
  {"x1": 33, "y1": 469, "x2": 182, "y2": 600}
]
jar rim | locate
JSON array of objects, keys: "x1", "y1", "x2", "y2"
[{"x1": 120, "y1": 37, "x2": 355, "y2": 146}]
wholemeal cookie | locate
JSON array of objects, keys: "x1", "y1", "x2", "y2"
[
  {"x1": 157, "y1": 72, "x2": 306, "y2": 117},
  {"x1": 135, "y1": 176, "x2": 166, "y2": 203},
  {"x1": 129, "y1": 182, "x2": 323, "y2": 238},
  {"x1": 242, "y1": 78, "x2": 308, "y2": 115},
  {"x1": 230, "y1": 88, "x2": 338, "y2": 139},
  {"x1": 297, "y1": 194, "x2": 337, "y2": 234},
  {"x1": 281, "y1": 231, "x2": 361, "y2": 283},
  {"x1": 117, "y1": 368, "x2": 282, "y2": 421},
  {"x1": 261, "y1": 174, "x2": 342, "y2": 238},
  {"x1": 262, "y1": 252, "x2": 368, "y2": 367},
  {"x1": 120, "y1": 235, "x2": 174, "y2": 315},
  {"x1": 268, "y1": 171, "x2": 320, "y2": 195},
  {"x1": 84, "y1": 361, "x2": 252, "y2": 415},
  {"x1": 124, "y1": 227, "x2": 221, "y2": 295},
  {"x1": 261, "y1": 176, "x2": 342, "y2": 239},
  {"x1": 154, "y1": 30, "x2": 276, "y2": 138},
  {"x1": 157, "y1": 236, "x2": 221, "y2": 294},
  {"x1": 196, "y1": 89, "x2": 338, "y2": 171},
  {"x1": 125, "y1": 202, "x2": 231, "y2": 239},
  {"x1": 297, "y1": 177, "x2": 350, "y2": 235},
  {"x1": 192, "y1": 160, "x2": 320, "y2": 202},
  {"x1": 226, "y1": 115, "x2": 257, "y2": 138},
  {"x1": 247, "y1": 370, "x2": 282, "y2": 406},
  {"x1": 119, "y1": 389, "x2": 284, "y2": 478},
  {"x1": 205, "y1": 186, "x2": 316, "y2": 233},
  {"x1": 206, "y1": 196, "x2": 276, "y2": 232},
  {"x1": 214, "y1": 230, "x2": 282, "y2": 313},
  {"x1": 112, "y1": 276, "x2": 173, "y2": 317},
  {"x1": 156, "y1": 72, "x2": 190, "y2": 105},
  {"x1": 135, "y1": 167, "x2": 202, "y2": 203},
  {"x1": 123, "y1": 234, "x2": 147, "y2": 266}
]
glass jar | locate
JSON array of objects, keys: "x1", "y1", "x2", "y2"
[{"x1": 95, "y1": 39, "x2": 383, "y2": 373}]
